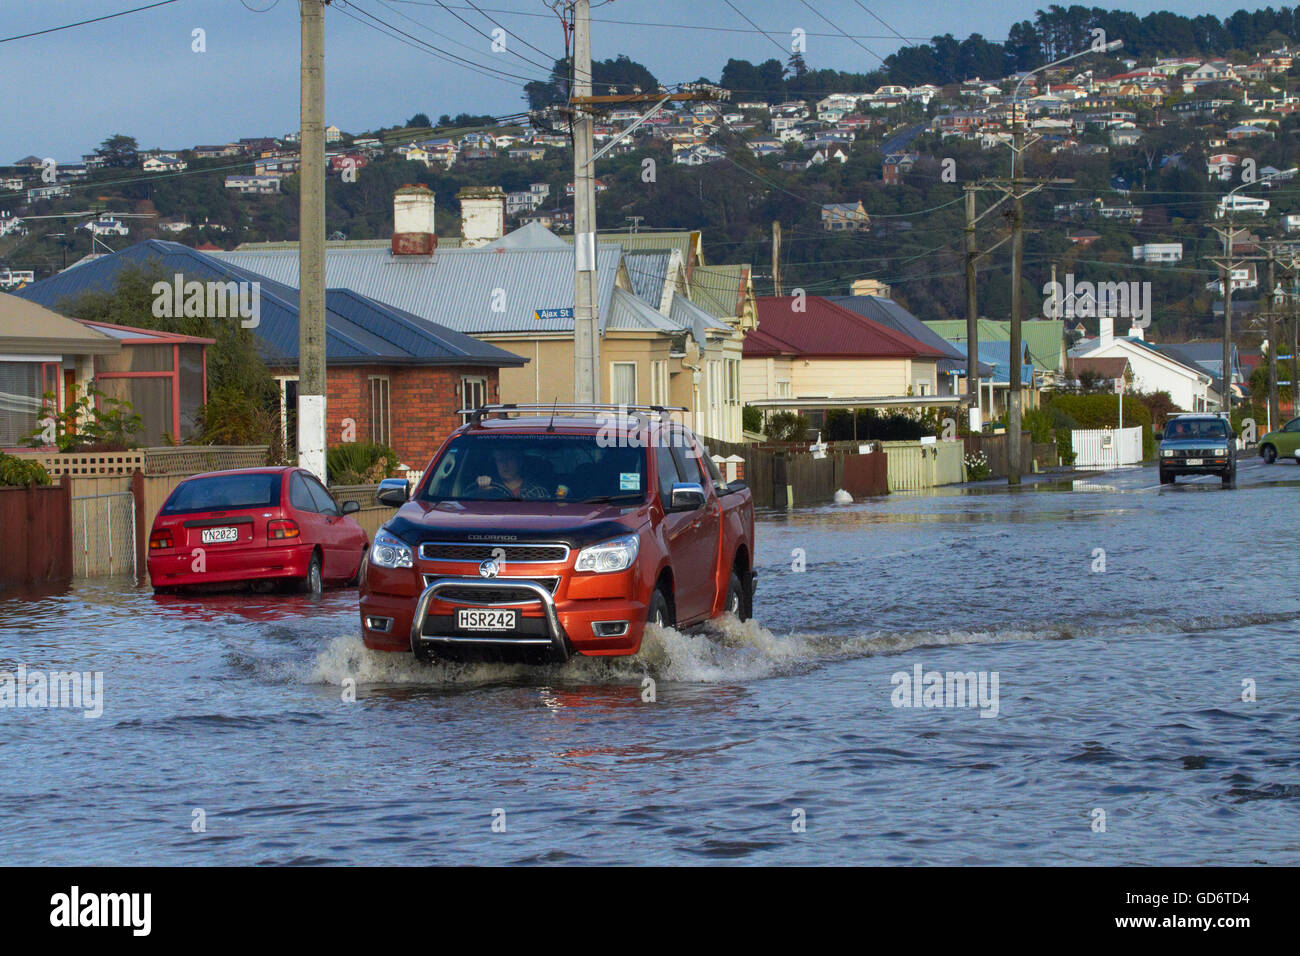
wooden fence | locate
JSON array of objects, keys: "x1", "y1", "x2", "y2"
[{"x1": 0, "y1": 478, "x2": 73, "y2": 589}]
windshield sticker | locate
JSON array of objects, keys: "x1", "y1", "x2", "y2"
[{"x1": 619, "y1": 472, "x2": 641, "y2": 491}]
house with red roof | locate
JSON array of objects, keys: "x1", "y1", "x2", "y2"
[{"x1": 742, "y1": 296, "x2": 949, "y2": 416}]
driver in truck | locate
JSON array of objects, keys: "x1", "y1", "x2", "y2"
[{"x1": 476, "y1": 447, "x2": 550, "y2": 499}]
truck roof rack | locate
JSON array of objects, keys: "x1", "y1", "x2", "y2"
[{"x1": 458, "y1": 403, "x2": 690, "y2": 427}]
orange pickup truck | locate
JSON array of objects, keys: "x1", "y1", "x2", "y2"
[{"x1": 359, "y1": 404, "x2": 756, "y2": 663}]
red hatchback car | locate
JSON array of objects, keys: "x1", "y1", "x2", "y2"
[{"x1": 147, "y1": 467, "x2": 369, "y2": 594}]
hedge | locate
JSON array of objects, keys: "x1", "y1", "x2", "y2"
[{"x1": 1045, "y1": 394, "x2": 1155, "y2": 460}]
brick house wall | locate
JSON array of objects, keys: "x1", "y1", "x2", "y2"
[{"x1": 273, "y1": 363, "x2": 499, "y2": 470}]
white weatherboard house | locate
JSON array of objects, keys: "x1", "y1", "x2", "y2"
[{"x1": 1070, "y1": 317, "x2": 1212, "y2": 412}]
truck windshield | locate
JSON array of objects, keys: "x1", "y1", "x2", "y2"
[
  {"x1": 1163, "y1": 419, "x2": 1229, "y2": 441},
  {"x1": 419, "y1": 433, "x2": 648, "y2": 504}
]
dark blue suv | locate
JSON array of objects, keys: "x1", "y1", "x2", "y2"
[{"x1": 1157, "y1": 414, "x2": 1236, "y2": 488}]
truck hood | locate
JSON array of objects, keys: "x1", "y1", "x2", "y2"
[{"x1": 385, "y1": 498, "x2": 645, "y2": 548}]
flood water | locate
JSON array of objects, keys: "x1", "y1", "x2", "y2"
[{"x1": 2, "y1": 458, "x2": 1298, "y2": 864}]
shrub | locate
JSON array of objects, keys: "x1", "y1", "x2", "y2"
[
  {"x1": 0, "y1": 453, "x2": 52, "y2": 487},
  {"x1": 963, "y1": 449, "x2": 990, "y2": 481},
  {"x1": 21, "y1": 385, "x2": 142, "y2": 452},
  {"x1": 823, "y1": 408, "x2": 932, "y2": 441},
  {"x1": 194, "y1": 386, "x2": 281, "y2": 448},
  {"x1": 327, "y1": 441, "x2": 400, "y2": 484},
  {"x1": 765, "y1": 411, "x2": 810, "y2": 442},
  {"x1": 741, "y1": 405, "x2": 763, "y2": 434}
]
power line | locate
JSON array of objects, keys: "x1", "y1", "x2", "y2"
[
  {"x1": 794, "y1": 0, "x2": 886, "y2": 65},
  {"x1": 383, "y1": 0, "x2": 559, "y2": 75},
  {"x1": 335, "y1": 1, "x2": 554, "y2": 86},
  {"x1": 462, "y1": 0, "x2": 561, "y2": 64},
  {"x1": 850, "y1": 0, "x2": 914, "y2": 48},
  {"x1": 721, "y1": 0, "x2": 789, "y2": 58},
  {"x1": 0, "y1": 0, "x2": 179, "y2": 43},
  {"x1": 387, "y1": 2, "x2": 928, "y2": 39}
]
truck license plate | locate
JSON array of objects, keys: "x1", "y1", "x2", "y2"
[
  {"x1": 1184, "y1": 458, "x2": 1203, "y2": 466},
  {"x1": 457, "y1": 609, "x2": 516, "y2": 631},
  {"x1": 200, "y1": 527, "x2": 239, "y2": 544}
]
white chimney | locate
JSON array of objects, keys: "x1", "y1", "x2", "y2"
[
  {"x1": 457, "y1": 185, "x2": 506, "y2": 247},
  {"x1": 1129, "y1": 320, "x2": 1144, "y2": 341},
  {"x1": 1098, "y1": 316, "x2": 1114, "y2": 350},
  {"x1": 392, "y1": 184, "x2": 436, "y2": 256}
]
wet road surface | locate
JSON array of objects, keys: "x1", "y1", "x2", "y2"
[{"x1": 2, "y1": 457, "x2": 1297, "y2": 864}]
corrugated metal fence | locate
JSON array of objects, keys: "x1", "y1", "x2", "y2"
[{"x1": 880, "y1": 440, "x2": 966, "y2": 491}]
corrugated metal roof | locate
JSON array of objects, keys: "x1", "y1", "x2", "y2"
[
  {"x1": 624, "y1": 250, "x2": 671, "y2": 306},
  {"x1": 749, "y1": 296, "x2": 947, "y2": 359},
  {"x1": 606, "y1": 286, "x2": 678, "y2": 332},
  {"x1": 14, "y1": 240, "x2": 523, "y2": 368},
  {"x1": 924, "y1": 318, "x2": 1065, "y2": 372},
  {"x1": 828, "y1": 295, "x2": 966, "y2": 362},
  {"x1": 691, "y1": 263, "x2": 747, "y2": 319},
  {"x1": 209, "y1": 242, "x2": 623, "y2": 335}
]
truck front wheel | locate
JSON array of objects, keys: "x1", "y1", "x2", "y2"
[
  {"x1": 725, "y1": 570, "x2": 749, "y2": 621},
  {"x1": 648, "y1": 587, "x2": 673, "y2": 629}
]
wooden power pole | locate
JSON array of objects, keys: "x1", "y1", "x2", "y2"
[
  {"x1": 571, "y1": 0, "x2": 600, "y2": 403},
  {"x1": 771, "y1": 220, "x2": 782, "y2": 297},
  {"x1": 298, "y1": 0, "x2": 328, "y2": 479}
]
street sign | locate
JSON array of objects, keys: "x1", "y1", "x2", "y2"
[{"x1": 534, "y1": 307, "x2": 574, "y2": 321}]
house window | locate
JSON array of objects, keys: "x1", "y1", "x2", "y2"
[
  {"x1": 611, "y1": 362, "x2": 637, "y2": 407},
  {"x1": 650, "y1": 360, "x2": 668, "y2": 406},
  {"x1": 369, "y1": 376, "x2": 391, "y2": 446},
  {"x1": 726, "y1": 359, "x2": 741, "y2": 405},
  {"x1": 0, "y1": 361, "x2": 45, "y2": 446},
  {"x1": 461, "y1": 376, "x2": 488, "y2": 423}
]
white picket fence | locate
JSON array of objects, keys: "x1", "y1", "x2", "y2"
[{"x1": 1072, "y1": 426, "x2": 1143, "y2": 469}]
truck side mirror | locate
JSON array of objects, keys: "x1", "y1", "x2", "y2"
[
  {"x1": 670, "y1": 482, "x2": 706, "y2": 510},
  {"x1": 377, "y1": 478, "x2": 408, "y2": 507}
]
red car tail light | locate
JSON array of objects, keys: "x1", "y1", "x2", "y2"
[
  {"x1": 268, "y1": 518, "x2": 300, "y2": 540},
  {"x1": 149, "y1": 529, "x2": 173, "y2": 550}
]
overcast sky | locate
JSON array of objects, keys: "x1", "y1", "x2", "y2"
[{"x1": 0, "y1": 0, "x2": 1260, "y2": 160}]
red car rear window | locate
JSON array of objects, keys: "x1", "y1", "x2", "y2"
[{"x1": 161, "y1": 473, "x2": 282, "y2": 514}]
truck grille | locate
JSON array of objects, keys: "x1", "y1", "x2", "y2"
[
  {"x1": 423, "y1": 576, "x2": 559, "y2": 605},
  {"x1": 418, "y1": 542, "x2": 570, "y2": 563}
]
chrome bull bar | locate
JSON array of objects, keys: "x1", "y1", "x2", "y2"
[{"x1": 409, "y1": 577, "x2": 571, "y2": 661}]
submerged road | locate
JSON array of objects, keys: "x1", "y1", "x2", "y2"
[{"x1": 2, "y1": 457, "x2": 1297, "y2": 864}]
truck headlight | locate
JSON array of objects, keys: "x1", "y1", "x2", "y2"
[
  {"x1": 1212, "y1": 447, "x2": 1228, "y2": 456},
  {"x1": 1162, "y1": 449, "x2": 1175, "y2": 457},
  {"x1": 370, "y1": 528, "x2": 413, "y2": 569},
  {"x1": 574, "y1": 533, "x2": 640, "y2": 573}
]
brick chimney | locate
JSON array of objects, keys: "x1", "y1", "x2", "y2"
[
  {"x1": 392, "y1": 184, "x2": 437, "y2": 256},
  {"x1": 457, "y1": 185, "x2": 505, "y2": 247}
]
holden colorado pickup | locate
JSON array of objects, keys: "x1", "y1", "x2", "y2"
[{"x1": 359, "y1": 404, "x2": 756, "y2": 663}]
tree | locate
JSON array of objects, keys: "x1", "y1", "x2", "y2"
[
  {"x1": 96, "y1": 133, "x2": 138, "y2": 168},
  {"x1": 406, "y1": 112, "x2": 431, "y2": 128},
  {"x1": 55, "y1": 261, "x2": 277, "y2": 406}
]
